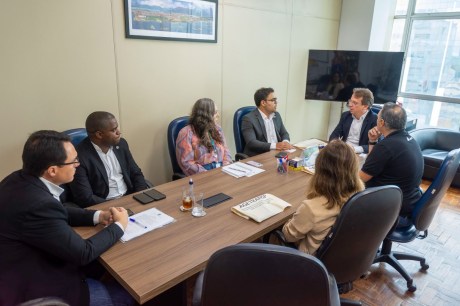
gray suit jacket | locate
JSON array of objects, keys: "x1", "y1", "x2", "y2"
[{"x1": 241, "y1": 109, "x2": 290, "y2": 157}]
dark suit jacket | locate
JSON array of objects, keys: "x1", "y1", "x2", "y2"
[
  {"x1": 241, "y1": 109, "x2": 290, "y2": 157},
  {"x1": 329, "y1": 111, "x2": 377, "y2": 153},
  {"x1": 0, "y1": 170, "x2": 124, "y2": 306},
  {"x1": 70, "y1": 137, "x2": 148, "y2": 207}
]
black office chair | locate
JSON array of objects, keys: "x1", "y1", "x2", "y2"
[
  {"x1": 192, "y1": 243, "x2": 340, "y2": 306},
  {"x1": 19, "y1": 297, "x2": 69, "y2": 306},
  {"x1": 167, "y1": 116, "x2": 189, "y2": 181},
  {"x1": 373, "y1": 148, "x2": 460, "y2": 292},
  {"x1": 233, "y1": 106, "x2": 256, "y2": 161},
  {"x1": 272, "y1": 186, "x2": 402, "y2": 301},
  {"x1": 62, "y1": 128, "x2": 88, "y2": 146}
]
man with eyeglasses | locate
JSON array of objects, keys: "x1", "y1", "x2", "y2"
[
  {"x1": 329, "y1": 87, "x2": 377, "y2": 153},
  {"x1": 360, "y1": 102, "x2": 424, "y2": 225},
  {"x1": 0, "y1": 130, "x2": 134, "y2": 305},
  {"x1": 70, "y1": 111, "x2": 149, "y2": 207},
  {"x1": 241, "y1": 87, "x2": 293, "y2": 157}
]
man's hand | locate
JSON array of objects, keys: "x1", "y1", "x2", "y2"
[
  {"x1": 368, "y1": 127, "x2": 381, "y2": 142},
  {"x1": 110, "y1": 207, "x2": 129, "y2": 230},
  {"x1": 276, "y1": 142, "x2": 293, "y2": 151},
  {"x1": 98, "y1": 210, "x2": 114, "y2": 225}
]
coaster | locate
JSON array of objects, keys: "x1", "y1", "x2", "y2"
[{"x1": 179, "y1": 205, "x2": 192, "y2": 212}]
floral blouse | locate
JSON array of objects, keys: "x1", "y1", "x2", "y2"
[{"x1": 176, "y1": 125, "x2": 233, "y2": 176}]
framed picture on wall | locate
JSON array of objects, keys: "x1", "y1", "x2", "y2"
[{"x1": 124, "y1": 0, "x2": 218, "y2": 43}]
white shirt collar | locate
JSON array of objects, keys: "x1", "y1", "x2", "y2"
[
  {"x1": 91, "y1": 141, "x2": 112, "y2": 154},
  {"x1": 352, "y1": 109, "x2": 369, "y2": 121},
  {"x1": 39, "y1": 177, "x2": 64, "y2": 202},
  {"x1": 258, "y1": 108, "x2": 275, "y2": 120}
]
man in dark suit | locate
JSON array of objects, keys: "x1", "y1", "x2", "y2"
[
  {"x1": 0, "y1": 130, "x2": 132, "y2": 306},
  {"x1": 241, "y1": 87, "x2": 292, "y2": 157},
  {"x1": 329, "y1": 87, "x2": 377, "y2": 153},
  {"x1": 70, "y1": 111, "x2": 149, "y2": 207}
]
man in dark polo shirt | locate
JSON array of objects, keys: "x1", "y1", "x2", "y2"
[{"x1": 360, "y1": 102, "x2": 424, "y2": 223}]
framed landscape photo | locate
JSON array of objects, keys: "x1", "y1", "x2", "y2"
[{"x1": 124, "y1": 0, "x2": 218, "y2": 43}]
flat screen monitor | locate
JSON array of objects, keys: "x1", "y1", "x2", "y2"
[{"x1": 305, "y1": 50, "x2": 404, "y2": 104}]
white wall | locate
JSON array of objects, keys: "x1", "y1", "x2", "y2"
[{"x1": 0, "y1": 0, "x2": 342, "y2": 184}]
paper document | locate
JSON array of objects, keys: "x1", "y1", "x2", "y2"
[
  {"x1": 222, "y1": 162, "x2": 265, "y2": 178},
  {"x1": 294, "y1": 138, "x2": 327, "y2": 149},
  {"x1": 231, "y1": 193, "x2": 292, "y2": 223},
  {"x1": 120, "y1": 208, "x2": 175, "y2": 242}
]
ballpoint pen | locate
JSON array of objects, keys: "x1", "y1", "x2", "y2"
[
  {"x1": 129, "y1": 218, "x2": 148, "y2": 229},
  {"x1": 229, "y1": 167, "x2": 246, "y2": 173}
]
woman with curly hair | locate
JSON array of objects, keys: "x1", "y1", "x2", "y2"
[
  {"x1": 282, "y1": 140, "x2": 364, "y2": 254},
  {"x1": 176, "y1": 98, "x2": 232, "y2": 176}
]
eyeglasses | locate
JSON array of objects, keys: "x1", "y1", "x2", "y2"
[
  {"x1": 266, "y1": 98, "x2": 278, "y2": 103},
  {"x1": 347, "y1": 99, "x2": 362, "y2": 107},
  {"x1": 57, "y1": 157, "x2": 80, "y2": 167}
]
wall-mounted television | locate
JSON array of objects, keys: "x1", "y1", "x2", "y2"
[{"x1": 305, "y1": 50, "x2": 404, "y2": 104}]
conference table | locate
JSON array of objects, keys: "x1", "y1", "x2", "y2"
[{"x1": 75, "y1": 149, "x2": 310, "y2": 304}]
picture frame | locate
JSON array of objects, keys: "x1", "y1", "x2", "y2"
[{"x1": 124, "y1": 0, "x2": 218, "y2": 43}]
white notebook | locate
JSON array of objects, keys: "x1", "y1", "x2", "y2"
[{"x1": 120, "y1": 207, "x2": 175, "y2": 242}]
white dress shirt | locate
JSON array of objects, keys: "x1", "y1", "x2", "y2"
[
  {"x1": 91, "y1": 142, "x2": 128, "y2": 200},
  {"x1": 258, "y1": 109, "x2": 279, "y2": 150},
  {"x1": 346, "y1": 110, "x2": 369, "y2": 154}
]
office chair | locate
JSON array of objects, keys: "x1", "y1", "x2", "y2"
[
  {"x1": 62, "y1": 128, "x2": 88, "y2": 146},
  {"x1": 272, "y1": 186, "x2": 402, "y2": 302},
  {"x1": 373, "y1": 148, "x2": 460, "y2": 292},
  {"x1": 233, "y1": 106, "x2": 256, "y2": 161},
  {"x1": 192, "y1": 243, "x2": 340, "y2": 306},
  {"x1": 167, "y1": 116, "x2": 189, "y2": 181},
  {"x1": 19, "y1": 297, "x2": 69, "y2": 306}
]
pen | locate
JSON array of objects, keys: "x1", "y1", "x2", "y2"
[
  {"x1": 229, "y1": 167, "x2": 246, "y2": 173},
  {"x1": 129, "y1": 218, "x2": 147, "y2": 229}
]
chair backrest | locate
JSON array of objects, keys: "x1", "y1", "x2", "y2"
[
  {"x1": 233, "y1": 106, "x2": 256, "y2": 154},
  {"x1": 316, "y1": 186, "x2": 402, "y2": 284},
  {"x1": 62, "y1": 128, "x2": 88, "y2": 146},
  {"x1": 167, "y1": 116, "x2": 189, "y2": 175},
  {"x1": 412, "y1": 148, "x2": 460, "y2": 231},
  {"x1": 196, "y1": 243, "x2": 340, "y2": 306}
]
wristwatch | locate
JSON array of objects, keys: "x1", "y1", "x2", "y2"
[{"x1": 368, "y1": 141, "x2": 378, "y2": 145}]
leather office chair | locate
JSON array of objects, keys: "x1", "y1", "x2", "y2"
[
  {"x1": 272, "y1": 186, "x2": 402, "y2": 302},
  {"x1": 62, "y1": 128, "x2": 88, "y2": 146},
  {"x1": 19, "y1": 297, "x2": 69, "y2": 306},
  {"x1": 192, "y1": 243, "x2": 341, "y2": 306},
  {"x1": 233, "y1": 106, "x2": 256, "y2": 161},
  {"x1": 167, "y1": 116, "x2": 189, "y2": 181},
  {"x1": 410, "y1": 128, "x2": 460, "y2": 187},
  {"x1": 374, "y1": 149, "x2": 460, "y2": 292}
]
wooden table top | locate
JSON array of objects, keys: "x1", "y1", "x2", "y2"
[{"x1": 75, "y1": 150, "x2": 311, "y2": 304}]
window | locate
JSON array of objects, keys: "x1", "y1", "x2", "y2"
[{"x1": 391, "y1": 0, "x2": 460, "y2": 131}]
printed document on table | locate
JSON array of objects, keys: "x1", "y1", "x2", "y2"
[
  {"x1": 222, "y1": 162, "x2": 265, "y2": 178},
  {"x1": 294, "y1": 138, "x2": 327, "y2": 149},
  {"x1": 120, "y1": 208, "x2": 175, "y2": 242}
]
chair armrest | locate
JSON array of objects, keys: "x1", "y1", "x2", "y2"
[
  {"x1": 172, "y1": 172, "x2": 186, "y2": 181},
  {"x1": 271, "y1": 229, "x2": 296, "y2": 248},
  {"x1": 235, "y1": 153, "x2": 249, "y2": 161},
  {"x1": 192, "y1": 271, "x2": 205, "y2": 306},
  {"x1": 145, "y1": 179, "x2": 153, "y2": 188}
]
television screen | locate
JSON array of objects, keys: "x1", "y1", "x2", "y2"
[{"x1": 305, "y1": 50, "x2": 404, "y2": 104}]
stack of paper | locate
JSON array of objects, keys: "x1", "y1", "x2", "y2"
[
  {"x1": 294, "y1": 138, "x2": 327, "y2": 149},
  {"x1": 120, "y1": 207, "x2": 175, "y2": 242},
  {"x1": 222, "y1": 162, "x2": 265, "y2": 178}
]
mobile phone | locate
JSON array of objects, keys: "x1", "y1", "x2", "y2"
[
  {"x1": 144, "y1": 189, "x2": 166, "y2": 201},
  {"x1": 203, "y1": 193, "x2": 232, "y2": 208},
  {"x1": 133, "y1": 193, "x2": 154, "y2": 205},
  {"x1": 126, "y1": 208, "x2": 134, "y2": 217}
]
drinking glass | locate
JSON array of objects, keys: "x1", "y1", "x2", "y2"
[
  {"x1": 192, "y1": 192, "x2": 206, "y2": 217},
  {"x1": 181, "y1": 187, "x2": 193, "y2": 211}
]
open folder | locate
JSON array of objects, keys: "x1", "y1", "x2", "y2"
[{"x1": 120, "y1": 208, "x2": 175, "y2": 242}]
